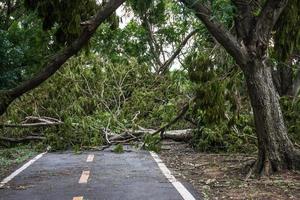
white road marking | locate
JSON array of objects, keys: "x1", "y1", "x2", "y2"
[
  {"x1": 0, "y1": 152, "x2": 46, "y2": 188},
  {"x1": 72, "y1": 197, "x2": 83, "y2": 200},
  {"x1": 150, "y1": 151, "x2": 196, "y2": 200},
  {"x1": 86, "y1": 154, "x2": 94, "y2": 162},
  {"x1": 79, "y1": 170, "x2": 90, "y2": 184}
]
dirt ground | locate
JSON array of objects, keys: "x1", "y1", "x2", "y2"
[{"x1": 159, "y1": 141, "x2": 300, "y2": 200}]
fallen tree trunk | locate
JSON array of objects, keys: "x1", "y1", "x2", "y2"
[
  {"x1": 163, "y1": 129, "x2": 193, "y2": 141},
  {"x1": 107, "y1": 129, "x2": 194, "y2": 143}
]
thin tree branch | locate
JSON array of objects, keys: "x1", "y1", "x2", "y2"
[
  {"x1": 143, "y1": 20, "x2": 164, "y2": 69},
  {"x1": 179, "y1": 0, "x2": 248, "y2": 67},
  {"x1": 158, "y1": 30, "x2": 197, "y2": 74},
  {"x1": 254, "y1": 0, "x2": 289, "y2": 45},
  {"x1": 151, "y1": 96, "x2": 196, "y2": 137}
]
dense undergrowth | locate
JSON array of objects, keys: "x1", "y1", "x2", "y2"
[{"x1": 0, "y1": 0, "x2": 299, "y2": 155}]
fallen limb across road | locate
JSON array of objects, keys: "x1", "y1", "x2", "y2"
[
  {"x1": 106, "y1": 128, "x2": 194, "y2": 144},
  {"x1": 103, "y1": 97, "x2": 196, "y2": 145}
]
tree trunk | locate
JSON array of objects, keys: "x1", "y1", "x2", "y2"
[
  {"x1": 0, "y1": 93, "x2": 13, "y2": 116},
  {"x1": 244, "y1": 60, "x2": 300, "y2": 175}
]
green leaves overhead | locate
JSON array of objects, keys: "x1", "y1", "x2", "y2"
[
  {"x1": 24, "y1": 0, "x2": 98, "y2": 44},
  {"x1": 128, "y1": 0, "x2": 166, "y2": 25},
  {"x1": 187, "y1": 54, "x2": 227, "y2": 123},
  {"x1": 128, "y1": 0, "x2": 154, "y2": 15},
  {"x1": 0, "y1": 14, "x2": 52, "y2": 90}
]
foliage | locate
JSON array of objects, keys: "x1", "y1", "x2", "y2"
[
  {"x1": 113, "y1": 144, "x2": 124, "y2": 153},
  {"x1": 93, "y1": 22, "x2": 150, "y2": 65},
  {"x1": 1, "y1": 0, "x2": 299, "y2": 156},
  {"x1": 142, "y1": 134, "x2": 161, "y2": 152},
  {"x1": 281, "y1": 97, "x2": 300, "y2": 143},
  {"x1": 24, "y1": 0, "x2": 97, "y2": 44},
  {"x1": 0, "y1": 144, "x2": 37, "y2": 178},
  {"x1": 186, "y1": 50, "x2": 257, "y2": 153},
  {"x1": 0, "y1": 14, "x2": 52, "y2": 90},
  {"x1": 1, "y1": 53, "x2": 187, "y2": 150}
]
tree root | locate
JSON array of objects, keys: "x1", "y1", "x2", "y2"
[{"x1": 245, "y1": 149, "x2": 300, "y2": 178}]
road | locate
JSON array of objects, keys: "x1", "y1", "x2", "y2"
[{"x1": 0, "y1": 146, "x2": 199, "y2": 200}]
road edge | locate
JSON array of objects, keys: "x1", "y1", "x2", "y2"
[
  {"x1": 0, "y1": 152, "x2": 47, "y2": 188},
  {"x1": 150, "y1": 151, "x2": 197, "y2": 200}
]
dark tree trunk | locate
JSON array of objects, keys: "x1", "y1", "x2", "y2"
[
  {"x1": 0, "y1": 93, "x2": 13, "y2": 116},
  {"x1": 244, "y1": 60, "x2": 300, "y2": 175}
]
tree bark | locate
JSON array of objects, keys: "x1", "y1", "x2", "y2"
[{"x1": 244, "y1": 60, "x2": 300, "y2": 174}]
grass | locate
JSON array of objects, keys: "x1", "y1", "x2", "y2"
[
  {"x1": 0, "y1": 145, "x2": 38, "y2": 180},
  {"x1": 113, "y1": 144, "x2": 124, "y2": 153}
]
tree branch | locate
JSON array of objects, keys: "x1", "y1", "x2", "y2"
[
  {"x1": 158, "y1": 30, "x2": 197, "y2": 74},
  {"x1": 151, "y1": 96, "x2": 196, "y2": 137},
  {"x1": 0, "y1": 0, "x2": 126, "y2": 116},
  {"x1": 0, "y1": 122, "x2": 62, "y2": 128},
  {"x1": 254, "y1": 0, "x2": 289, "y2": 45},
  {"x1": 143, "y1": 20, "x2": 164, "y2": 69},
  {"x1": 179, "y1": 0, "x2": 248, "y2": 67},
  {"x1": 231, "y1": 0, "x2": 255, "y2": 42}
]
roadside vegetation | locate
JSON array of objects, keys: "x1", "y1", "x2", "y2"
[{"x1": 0, "y1": 144, "x2": 37, "y2": 179}]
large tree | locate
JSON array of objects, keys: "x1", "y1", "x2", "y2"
[{"x1": 180, "y1": 0, "x2": 300, "y2": 174}]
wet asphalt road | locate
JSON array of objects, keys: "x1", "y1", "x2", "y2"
[{"x1": 0, "y1": 147, "x2": 200, "y2": 200}]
